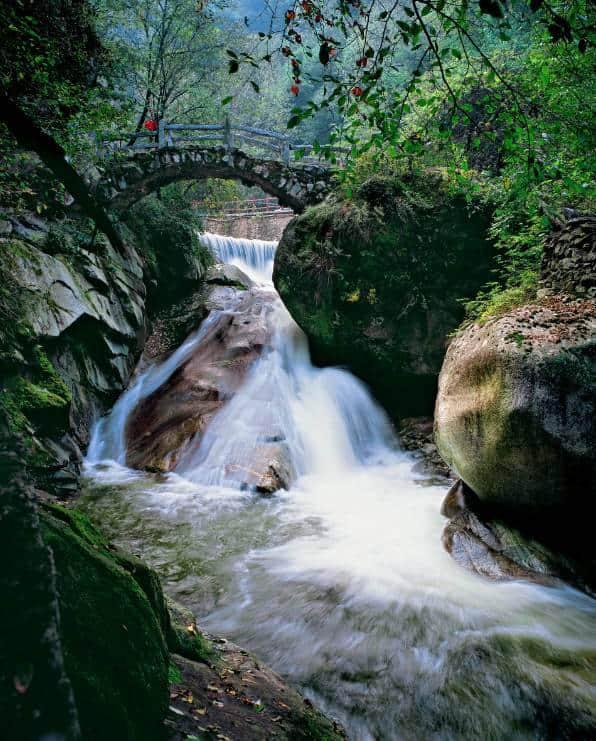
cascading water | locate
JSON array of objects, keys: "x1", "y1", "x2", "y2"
[{"x1": 84, "y1": 233, "x2": 596, "y2": 739}]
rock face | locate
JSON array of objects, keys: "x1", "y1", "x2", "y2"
[
  {"x1": 273, "y1": 174, "x2": 493, "y2": 417},
  {"x1": 0, "y1": 204, "x2": 209, "y2": 495},
  {"x1": 435, "y1": 295, "x2": 596, "y2": 548}
]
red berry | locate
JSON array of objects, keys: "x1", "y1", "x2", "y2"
[
  {"x1": 352, "y1": 85, "x2": 363, "y2": 96},
  {"x1": 291, "y1": 84, "x2": 300, "y2": 95}
]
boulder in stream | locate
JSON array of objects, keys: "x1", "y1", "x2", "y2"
[
  {"x1": 273, "y1": 172, "x2": 493, "y2": 417},
  {"x1": 435, "y1": 295, "x2": 596, "y2": 552}
]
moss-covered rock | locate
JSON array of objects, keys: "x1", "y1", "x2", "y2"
[
  {"x1": 435, "y1": 295, "x2": 596, "y2": 552},
  {"x1": 39, "y1": 504, "x2": 169, "y2": 740},
  {"x1": 273, "y1": 172, "x2": 493, "y2": 417},
  {"x1": 165, "y1": 597, "x2": 216, "y2": 665},
  {"x1": 123, "y1": 191, "x2": 212, "y2": 311}
]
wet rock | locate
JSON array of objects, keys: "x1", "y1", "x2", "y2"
[
  {"x1": 125, "y1": 287, "x2": 277, "y2": 473},
  {"x1": 244, "y1": 441, "x2": 294, "y2": 494},
  {"x1": 205, "y1": 263, "x2": 254, "y2": 289},
  {"x1": 442, "y1": 510, "x2": 557, "y2": 584},
  {"x1": 398, "y1": 416, "x2": 452, "y2": 481},
  {"x1": 166, "y1": 639, "x2": 346, "y2": 741},
  {"x1": 441, "y1": 478, "x2": 480, "y2": 517},
  {"x1": 440, "y1": 488, "x2": 596, "y2": 595},
  {"x1": 435, "y1": 295, "x2": 596, "y2": 547}
]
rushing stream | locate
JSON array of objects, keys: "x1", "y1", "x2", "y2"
[{"x1": 83, "y1": 234, "x2": 596, "y2": 739}]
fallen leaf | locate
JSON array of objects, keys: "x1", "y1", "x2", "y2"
[
  {"x1": 194, "y1": 707, "x2": 207, "y2": 716},
  {"x1": 169, "y1": 706, "x2": 186, "y2": 716}
]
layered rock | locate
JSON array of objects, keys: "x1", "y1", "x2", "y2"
[
  {"x1": 440, "y1": 479, "x2": 596, "y2": 594},
  {"x1": 273, "y1": 173, "x2": 493, "y2": 417},
  {"x1": 435, "y1": 295, "x2": 596, "y2": 550},
  {"x1": 0, "y1": 200, "x2": 210, "y2": 495},
  {"x1": 0, "y1": 212, "x2": 147, "y2": 494}
]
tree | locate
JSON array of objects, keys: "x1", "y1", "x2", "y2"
[
  {"x1": 227, "y1": 1, "x2": 595, "y2": 163},
  {"x1": 96, "y1": 0, "x2": 230, "y2": 135}
]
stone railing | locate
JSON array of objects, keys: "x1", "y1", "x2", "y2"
[{"x1": 100, "y1": 117, "x2": 347, "y2": 167}]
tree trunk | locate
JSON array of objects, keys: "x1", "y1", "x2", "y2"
[{"x1": 0, "y1": 95, "x2": 126, "y2": 255}]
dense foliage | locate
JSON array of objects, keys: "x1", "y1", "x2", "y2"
[{"x1": 1, "y1": 0, "x2": 594, "y2": 317}]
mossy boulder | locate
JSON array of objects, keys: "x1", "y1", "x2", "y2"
[
  {"x1": 123, "y1": 191, "x2": 212, "y2": 311},
  {"x1": 434, "y1": 296, "x2": 596, "y2": 551},
  {"x1": 40, "y1": 504, "x2": 169, "y2": 740},
  {"x1": 273, "y1": 172, "x2": 493, "y2": 417}
]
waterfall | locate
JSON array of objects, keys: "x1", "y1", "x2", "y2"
[
  {"x1": 200, "y1": 231, "x2": 277, "y2": 283},
  {"x1": 83, "y1": 233, "x2": 596, "y2": 740},
  {"x1": 88, "y1": 232, "x2": 395, "y2": 480}
]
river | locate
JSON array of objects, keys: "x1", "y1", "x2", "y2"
[{"x1": 82, "y1": 233, "x2": 596, "y2": 739}]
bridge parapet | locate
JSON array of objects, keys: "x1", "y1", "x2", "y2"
[{"x1": 100, "y1": 117, "x2": 347, "y2": 167}]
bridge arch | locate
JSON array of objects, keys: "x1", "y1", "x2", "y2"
[{"x1": 93, "y1": 146, "x2": 335, "y2": 214}]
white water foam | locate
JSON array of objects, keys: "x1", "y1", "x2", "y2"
[{"x1": 85, "y1": 232, "x2": 596, "y2": 740}]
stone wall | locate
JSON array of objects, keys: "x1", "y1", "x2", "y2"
[
  {"x1": 540, "y1": 211, "x2": 596, "y2": 298},
  {"x1": 205, "y1": 211, "x2": 293, "y2": 241}
]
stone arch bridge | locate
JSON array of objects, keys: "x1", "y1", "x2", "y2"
[
  {"x1": 92, "y1": 120, "x2": 341, "y2": 213},
  {"x1": 93, "y1": 146, "x2": 335, "y2": 214}
]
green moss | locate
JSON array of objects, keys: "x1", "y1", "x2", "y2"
[
  {"x1": 287, "y1": 707, "x2": 345, "y2": 740},
  {"x1": 274, "y1": 171, "x2": 493, "y2": 417},
  {"x1": 165, "y1": 597, "x2": 216, "y2": 665},
  {"x1": 40, "y1": 505, "x2": 169, "y2": 740},
  {"x1": 168, "y1": 661, "x2": 183, "y2": 684},
  {"x1": 463, "y1": 269, "x2": 539, "y2": 324}
]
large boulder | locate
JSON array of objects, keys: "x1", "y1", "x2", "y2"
[
  {"x1": 40, "y1": 504, "x2": 170, "y2": 740},
  {"x1": 435, "y1": 295, "x2": 596, "y2": 549},
  {"x1": 125, "y1": 281, "x2": 295, "y2": 494},
  {"x1": 273, "y1": 173, "x2": 493, "y2": 417}
]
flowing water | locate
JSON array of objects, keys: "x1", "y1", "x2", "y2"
[{"x1": 83, "y1": 234, "x2": 596, "y2": 739}]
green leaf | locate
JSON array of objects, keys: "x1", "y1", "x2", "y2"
[
  {"x1": 228, "y1": 60, "x2": 239, "y2": 73},
  {"x1": 221, "y1": 96, "x2": 233, "y2": 105},
  {"x1": 287, "y1": 115, "x2": 301, "y2": 129}
]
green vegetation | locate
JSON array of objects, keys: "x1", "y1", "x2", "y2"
[
  {"x1": 123, "y1": 183, "x2": 213, "y2": 309},
  {"x1": 274, "y1": 171, "x2": 493, "y2": 416}
]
